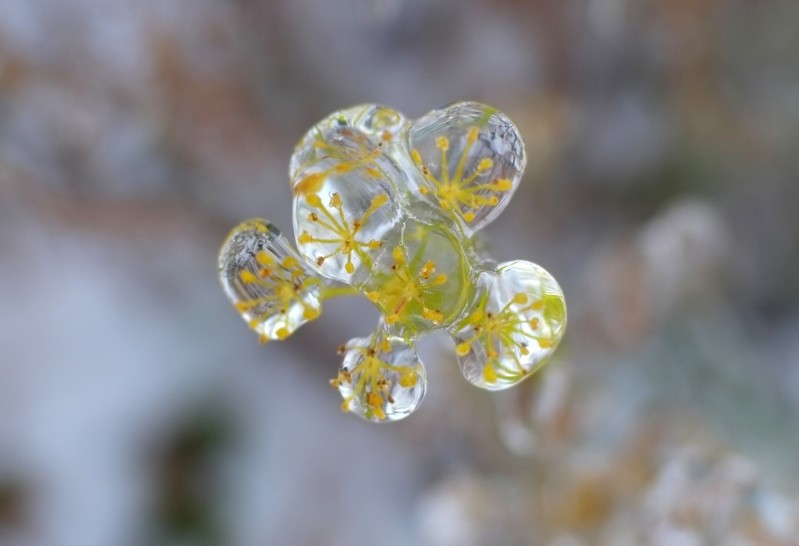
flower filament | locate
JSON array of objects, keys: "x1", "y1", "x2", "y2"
[
  {"x1": 237, "y1": 251, "x2": 319, "y2": 342},
  {"x1": 455, "y1": 292, "x2": 555, "y2": 384},
  {"x1": 298, "y1": 192, "x2": 388, "y2": 275},
  {"x1": 412, "y1": 127, "x2": 513, "y2": 223},
  {"x1": 366, "y1": 246, "x2": 448, "y2": 327},
  {"x1": 330, "y1": 335, "x2": 419, "y2": 421}
]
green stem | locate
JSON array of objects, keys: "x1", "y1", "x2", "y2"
[{"x1": 320, "y1": 284, "x2": 361, "y2": 300}]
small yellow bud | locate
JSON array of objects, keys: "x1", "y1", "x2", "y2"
[
  {"x1": 345, "y1": 261, "x2": 355, "y2": 274},
  {"x1": 276, "y1": 327, "x2": 290, "y2": 340},
  {"x1": 306, "y1": 193, "x2": 322, "y2": 208},
  {"x1": 302, "y1": 307, "x2": 320, "y2": 320},
  {"x1": 456, "y1": 342, "x2": 471, "y2": 356},
  {"x1": 513, "y1": 293, "x2": 528, "y2": 305},
  {"x1": 294, "y1": 172, "x2": 325, "y2": 196},
  {"x1": 399, "y1": 371, "x2": 417, "y2": 388},
  {"x1": 256, "y1": 251, "x2": 274, "y2": 266},
  {"x1": 494, "y1": 178, "x2": 513, "y2": 191},
  {"x1": 240, "y1": 270, "x2": 257, "y2": 284},
  {"x1": 371, "y1": 194, "x2": 389, "y2": 208},
  {"x1": 483, "y1": 364, "x2": 498, "y2": 383},
  {"x1": 477, "y1": 157, "x2": 493, "y2": 171}
]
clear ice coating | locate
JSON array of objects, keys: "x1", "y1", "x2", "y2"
[
  {"x1": 408, "y1": 102, "x2": 526, "y2": 235},
  {"x1": 218, "y1": 219, "x2": 322, "y2": 342},
  {"x1": 219, "y1": 102, "x2": 566, "y2": 422},
  {"x1": 450, "y1": 261, "x2": 567, "y2": 390},
  {"x1": 333, "y1": 322, "x2": 427, "y2": 422}
]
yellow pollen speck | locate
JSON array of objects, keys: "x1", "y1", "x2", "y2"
[
  {"x1": 240, "y1": 270, "x2": 257, "y2": 284},
  {"x1": 436, "y1": 136, "x2": 449, "y2": 150},
  {"x1": 530, "y1": 317, "x2": 540, "y2": 329},
  {"x1": 282, "y1": 256, "x2": 298, "y2": 268},
  {"x1": 483, "y1": 365, "x2": 497, "y2": 383},
  {"x1": 249, "y1": 318, "x2": 260, "y2": 328},
  {"x1": 478, "y1": 158, "x2": 493, "y2": 171},
  {"x1": 276, "y1": 327, "x2": 290, "y2": 340},
  {"x1": 294, "y1": 172, "x2": 325, "y2": 196},
  {"x1": 345, "y1": 261, "x2": 355, "y2": 274},
  {"x1": 303, "y1": 307, "x2": 320, "y2": 320},
  {"x1": 419, "y1": 186, "x2": 430, "y2": 195},
  {"x1": 392, "y1": 246, "x2": 406, "y2": 264},
  {"x1": 513, "y1": 293, "x2": 528, "y2": 305},
  {"x1": 371, "y1": 194, "x2": 389, "y2": 208},
  {"x1": 386, "y1": 313, "x2": 399, "y2": 325},
  {"x1": 367, "y1": 240, "x2": 382, "y2": 249},
  {"x1": 411, "y1": 149, "x2": 422, "y2": 164},
  {"x1": 456, "y1": 342, "x2": 471, "y2": 356},
  {"x1": 366, "y1": 291, "x2": 380, "y2": 303},
  {"x1": 256, "y1": 251, "x2": 274, "y2": 266},
  {"x1": 488, "y1": 196, "x2": 499, "y2": 206},
  {"x1": 235, "y1": 301, "x2": 250, "y2": 311},
  {"x1": 434, "y1": 274, "x2": 447, "y2": 285},
  {"x1": 494, "y1": 178, "x2": 513, "y2": 191},
  {"x1": 341, "y1": 400, "x2": 351, "y2": 413},
  {"x1": 379, "y1": 339, "x2": 391, "y2": 352},
  {"x1": 329, "y1": 193, "x2": 342, "y2": 209},
  {"x1": 306, "y1": 194, "x2": 322, "y2": 208},
  {"x1": 399, "y1": 370, "x2": 417, "y2": 388},
  {"x1": 532, "y1": 300, "x2": 544, "y2": 310},
  {"x1": 298, "y1": 231, "x2": 313, "y2": 243},
  {"x1": 538, "y1": 338, "x2": 553, "y2": 348},
  {"x1": 463, "y1": 211, "x2": 475, "y2": 222}
]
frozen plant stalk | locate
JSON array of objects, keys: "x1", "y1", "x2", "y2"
[{"x1": 218, "y1": 102, "x2": 567, "y2": 422}]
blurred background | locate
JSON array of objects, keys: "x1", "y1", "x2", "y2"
[{"x1": 1, "y1": 0, "x2": 798, "y2": 544}]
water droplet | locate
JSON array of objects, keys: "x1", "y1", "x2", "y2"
[
  {"x1": 218, "y1": 219, "x2": 322, "y2": 341},
  {"x1": 408, "y1": 101, "x2": 526, "y2": 234},
  {"x1": 450, "y1": 260, "x2": 566, "y2": 390},
  {"x1": 335, "y1": 325, "x2": 426, "y2": 422}
]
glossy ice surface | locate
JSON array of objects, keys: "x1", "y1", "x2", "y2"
[{"x1": 219, "y1": 102, "x2": 566, "y2": 422}]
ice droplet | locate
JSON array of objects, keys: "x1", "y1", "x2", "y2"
[
  {"x1": 334, "y1": 325, "x2": 427, "y2": 422},
  {"x1": 450, "y1": 260, "x2": 566, "y2": 390},
  {"x1": 218, "y1": 219, "x2": 322, "y2": 341},
  {"x1": 408, "y1": 101, "x2": 526, "y2": 234}
]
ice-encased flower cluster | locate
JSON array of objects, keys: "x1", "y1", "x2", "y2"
[{"x1": 218, "y1": 102, "x2": 566, "y2": 422}]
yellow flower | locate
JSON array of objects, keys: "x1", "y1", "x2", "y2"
[{"x1": 412, "y1": 127, "x2": 513, "y2": 224}]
